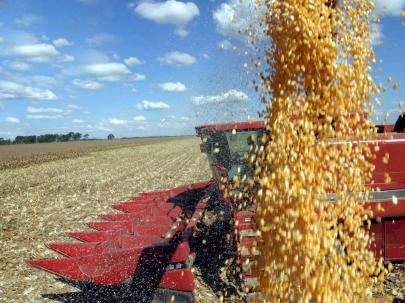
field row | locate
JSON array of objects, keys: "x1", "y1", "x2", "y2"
[{"x1": 0, "y1": 137, "x2": 181, "y2": 170}]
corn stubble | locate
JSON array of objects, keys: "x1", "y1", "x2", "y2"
[{"x1": 249, "y1": 0, "x2": 385, "y2": 301}]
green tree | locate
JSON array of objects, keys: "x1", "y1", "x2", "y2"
[
  {"x1": 14, "y1": 136, "x2": 36, "y2": 144},
  {"x1": 67, "y1": 132, "x2": 75, "y2": 141},
  {"x1": 0, "y1": 138, "x2": 11, "y2": 145},
  {"x1": 73, "y1": 132, "x2": 82, "y2": 141},
  {"x1": 38, "y1": 134, "x2": 58, "y2": 143}
]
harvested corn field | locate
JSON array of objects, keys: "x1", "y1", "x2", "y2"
[
  {"x1": 0, "y1": 137, "x2": 211, "y2": 303},
  {"x1": 0, "y1": 137, "x2": 180, "y2": 170}
]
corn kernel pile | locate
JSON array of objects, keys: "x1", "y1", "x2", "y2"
[{"x1": 249, "y1": 0, "x2": 385, "y2": 301}]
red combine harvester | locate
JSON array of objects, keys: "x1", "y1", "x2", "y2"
[{"x1": 29, "y1": 119, "x2": 405, "y2": 302}]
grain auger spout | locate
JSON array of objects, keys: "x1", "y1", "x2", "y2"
[{"x1": 30, "y1": 119, "x2": 405, "y2": 302}]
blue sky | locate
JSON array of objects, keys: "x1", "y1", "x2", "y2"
[{"x1": 0, "y1": 0, "x2": 403, "y2": 139}]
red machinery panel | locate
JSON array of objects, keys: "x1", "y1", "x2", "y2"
[
  {"x1": 387, "y1": 137, "x2": 405, "y2": 190},
  {"x1": 385, "y1": 219, "x2": 405, "y2": 261},
  {"x1": 369, "y1": 223, "x2": 384, "y2": 259}
]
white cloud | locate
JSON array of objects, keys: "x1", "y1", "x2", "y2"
[
  {"x1": 371, "y1": 23, "x2": 384, "y2": 46},
  {"x1": 213, "y1": 2, "x2": 237, "y2": 36},
  {"x1": 27, "y1": 114, "x2": 63, "y2": 120},
  {"x1": 213, "y1": 0, "x2": 264, "y2": 44},
  {"x1": 86, "y1": 33, "x2": 114, "y2": 46},
  {"x1": 0, "y1": 80, "x2": 57, "y2": 101},
  {"x1": 137, "y1": 100, "x2": 170, "y2": 110},
  {"x1": 87, "y1": 122, "x2": 113, "y2": 132},
  {"x1": 218, "y1": 39, "x2": 238, "y2": 51},
  {"x1": 109, "y1": 118, "x2": 128, "y2": 125},
  {"x1": 72, "y1": 119, "x2": 84, "y2": 123},
  {"x1": 135, "y1": 0, "x2": 199, "y2": 24},
  {"x1": 26, "y1": 105, "x2": 79, "y2": 120},
  {"x1": 65, "y1": 104, "x2": 81, "y2": 110},
  {"x1": 373, "y1": 0, "x2": 405, "y2": 15},
  {"x1": 201, "y1": 53, "x2": 210, "y2": 60},
  {"x1": 73, "y1": 79, "x2": 103, "y2": 90},
  {"x1": 60, "y1": 54, "x2": 75, "y2": 62},
  {"x1": 134, "y1": 115, "x2": 147, "y2": 122},
  {"x1": 124, "y1": 56, "x2": 143, "y2": 65},
  {"x1": 0, "y1": 31, "x2": 74, "y2": 63},
  {"x1": 158, "y1": 81, "x2": 187, "y2": 92},
  {"x1": 53, "y1": 38, "x2": 73, "y2": 48},
  {"x1": 158, "y1": 51, "x2": 196, "y2": 65},
  {"x1": 3, "y1": 61, "x2": 31, "y2": 71},
  {"x1": 71, "y1": 55, "x2": 138, "y2": 81},
  {"x1": 30, "y1": 75, "x2": 59, "y2": 88},
  {"x1": 131, "y1": 88, "x2": 137, "y2": 93},
  {"x1": 84, "y1": 62, "x2": 131, "y2": 81},
  {"x1": 129, "y1": 73, "x2": 146, "y2": 81},
  {"x1": 3, "y1": 75, "x2": 58, "y2": 91},
  {"x1": 5, "y1": 116, "x2": 20, "y2": 123},
  {"x1": 135, "y1": 0, "x2": 199, "y2": 36},
  {"x1": 14, "y1": 14, "x2": 42, "y2": 27},
  {"x1": 192, "y1": 89, "x2": 249, "y2": 105},
  {"x1": 27, "y1": 106, "x2": 64, "y2": 113},
  {"x1": 175, "y1": 28, "x2": 189, "y2": 37},
  {"x1": 27, "y1": 104, "x2": 80, "y2": 119},
  {"x1": 10, "y1": 43, "x2": 60, "y2": 62}
]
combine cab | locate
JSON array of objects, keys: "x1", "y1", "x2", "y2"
[{"x1": 30, "y1": 120, "x2": 405, "y2": 302}]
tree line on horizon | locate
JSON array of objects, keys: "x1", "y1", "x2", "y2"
[{"x1": 0, "y1": 132, "x2": 91, "y2": 145}]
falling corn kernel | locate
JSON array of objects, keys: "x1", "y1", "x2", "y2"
[
  {"x1": 231, "y1": 0, "x2": 387, "y2": 302},
  {"x1": 392, "y1": 196, "x2": 398, "y2": 205},
  {"x1": 382, "y1": 153, "x2": 390, "y2": 164}
]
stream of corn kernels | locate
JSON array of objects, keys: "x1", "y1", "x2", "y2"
[{"x1": 247, "y1": 0, "x2": 385, "y2": 302}]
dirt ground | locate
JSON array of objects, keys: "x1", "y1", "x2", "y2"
[
  {"x1": 0, "y1": 137, "x2": 211, "y2": 302},
  {"x1": 0, "y1": 137, "x2": 180, "y2": 170}
]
